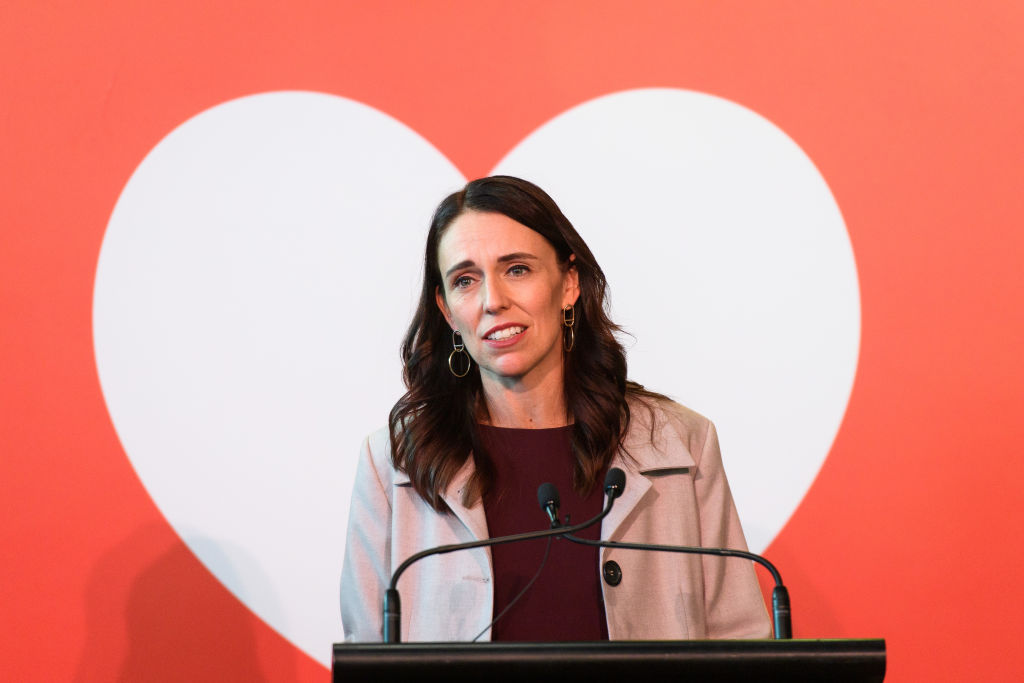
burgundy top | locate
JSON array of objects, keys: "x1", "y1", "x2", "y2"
[{"x1": 477, "y1": 424, "x2": 609, "y2": 641}]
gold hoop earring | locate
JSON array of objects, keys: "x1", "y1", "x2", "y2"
[
  {"x1": 448, "y1": 330, "x2": 471, "y2": 378},
  {"x1": 562, "y1": 304, "x2": 576, "y2": 352}
]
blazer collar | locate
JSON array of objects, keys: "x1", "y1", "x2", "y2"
[
  {"x1": 602, "y1": 414, "x2": 696, "y2": 540},
  {"x1": 391, "y1": 412, "x2": 695, "y2": 543},
  {"x1": 392, "y1": 457, "x2": 488, "y2": 540}
]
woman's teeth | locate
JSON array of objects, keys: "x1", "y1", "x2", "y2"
[{"x1": 486, "y1": 326, "x2": 524, "y2": 340}]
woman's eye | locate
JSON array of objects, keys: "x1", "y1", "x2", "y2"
[
  {"x1": 453, "y1": 275, "x2": 473, "y2": 289},
  {"x1": 508, "y1": 264, "x2": 529, "y2": 277}
]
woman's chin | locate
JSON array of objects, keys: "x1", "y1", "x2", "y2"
[
  {"x1": 478, "y1": 355, "x2": 562, "y2": 386},
  {"x1": 477, "y1": 357, "x2": 532, "y2": 382},
  {"x1": 480, "y1": 365, "x2": 526, "y2": 382}
]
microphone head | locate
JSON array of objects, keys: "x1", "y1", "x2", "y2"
[
  {"x1": 604, "y1": 468, "x2": 626, "y2": 499},
  {"x1": 537, "y1": 482, "x2": 560, "y2": 510}
]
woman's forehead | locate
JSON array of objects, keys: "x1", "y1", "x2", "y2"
[{"x1": 437, "y1": 211, "x2": 556, "y2": 268}]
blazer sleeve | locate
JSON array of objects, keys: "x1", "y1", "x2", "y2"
[
  {"x1": 694, "y1": 419, "x2": 773, "y2": 638},
  {"x1": 340, "y1": 431, "x2": 392, "y2": 642}
]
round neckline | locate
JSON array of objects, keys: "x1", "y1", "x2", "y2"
[{"x1": 476, "y1": 422, "x2": 574, "y2": 432}]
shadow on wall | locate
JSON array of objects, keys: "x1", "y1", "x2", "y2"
[{"x1": 73, "y1": 522, "x2": 296, "y2": 682}]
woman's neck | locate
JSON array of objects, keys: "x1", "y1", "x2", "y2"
[{"x1": 478, "y1": 363, "x2": 571, "y2": 429}]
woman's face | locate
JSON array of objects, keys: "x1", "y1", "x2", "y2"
[{"x1": 435, "y1": 210, "x2": 579, "y2": 388}]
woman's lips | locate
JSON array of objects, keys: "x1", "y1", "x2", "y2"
[
  {"x1": 485, "y1": 324, "x2": 525, "y2": 340},
  {"x1": 482, "y1": 324, "x2": 526, "y2": 347}
]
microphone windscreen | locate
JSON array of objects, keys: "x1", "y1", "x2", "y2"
[
  {"x1": 537, "y1": 482, "x2": 560, "y2": 511},
  {"x1": 604, "y1": 467, "x2": 626, "y2": 498}
]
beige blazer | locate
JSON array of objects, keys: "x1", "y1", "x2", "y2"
[{"x1": 340, "y1": 398, "x2": 772, "y2": 642}]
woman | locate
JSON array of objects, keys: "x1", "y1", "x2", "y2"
[{"x1": 341, "y1": 176, "x2": 770, "y2": 642}]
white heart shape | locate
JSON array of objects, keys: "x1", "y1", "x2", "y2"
[{"x1": 93, "y1": 89, "x2": 858, "y2": 665}]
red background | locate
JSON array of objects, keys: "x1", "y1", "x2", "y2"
[{"x1": 3, "y1": 2, "x2": 1023, "y2": 680}]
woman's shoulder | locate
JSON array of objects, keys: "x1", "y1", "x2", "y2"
[
  {"x1": 627, "y1": 392, "x2": 713, "y2": 434},
  {"x1": 624, "y1": 392, "x2": 716, "y2": 465},
  {"x1": 357, "y1": 424, "x2": 406, "y2": 484},
  {"x1": 364, "y1": 424, "x2": 393, "y2": 456}
]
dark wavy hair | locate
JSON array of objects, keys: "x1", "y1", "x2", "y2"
[{"x1": 389, "y1": 175, "x2": 660, "y2": 511}]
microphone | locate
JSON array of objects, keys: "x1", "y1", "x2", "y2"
[
  {"x1": 538, "y1": 469, "x2": 624, "y2": 528},
  {"x1": 556, "y1": 471, "x2": 793, "y2": 640},
  {"x1": 382, "y1": 468, "x2": 626, "y2": 643},
  {"x1": 537, "y1": 482, "x2": 561, "y2": 528},
  {"x1": 604, "y1": 467, "x2": 626, "y2": 500}
]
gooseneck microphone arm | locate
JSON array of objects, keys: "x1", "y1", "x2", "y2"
[
  {"x1": 559, "y1": 533, "x2": 792, "y2": 639},
  {"x1": 382, "y1": 468, "x2": 626, "y2": 643}
]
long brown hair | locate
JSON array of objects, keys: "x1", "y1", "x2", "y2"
[{"x1": 389, "y1": 176, "x2": 661, "y2": 511}]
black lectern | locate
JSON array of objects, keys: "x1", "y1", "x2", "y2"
[{"x1": 332, "y1": 639, "x2": 886, "y2": 682}]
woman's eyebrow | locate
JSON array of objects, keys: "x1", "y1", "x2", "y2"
[
  {"x1": 497, "y1": 252, "x2": 538, "y2": 263},
  {"x1": 444, "y1": 260, "x2": 475, "y2": 278}
]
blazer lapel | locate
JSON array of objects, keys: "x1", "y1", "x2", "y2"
[
  {"x1": 439, "y1": 456, "x2": 490, "y2": 542},
  {"x1": 601, "y1": 452, "x2": 652, "y2": 541},
  {"x1": 602, "y1": 416, "x2": 696, "y2": 541},
  {"x1": 393, "y1": 456, "x2": 489, "y2": 541}
]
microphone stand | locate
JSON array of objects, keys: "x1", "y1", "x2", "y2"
[
  {"x1": 383, "y1": 480, "x2": 623, "y2": 643},
  {"x1": 559, "y1": 533, "x2": 792, "y2": 639}
]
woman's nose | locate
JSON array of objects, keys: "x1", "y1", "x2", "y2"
[{"x1": 482, "y1": 276, "x2": 510, "y2": 313}]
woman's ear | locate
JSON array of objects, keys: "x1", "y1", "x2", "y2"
[
  {"x1": 564, "y1": 254, "x2": 581, "y2": 306},
  {"x1": 435, "y1": 285, "x2": 454, "y2": 328}
]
